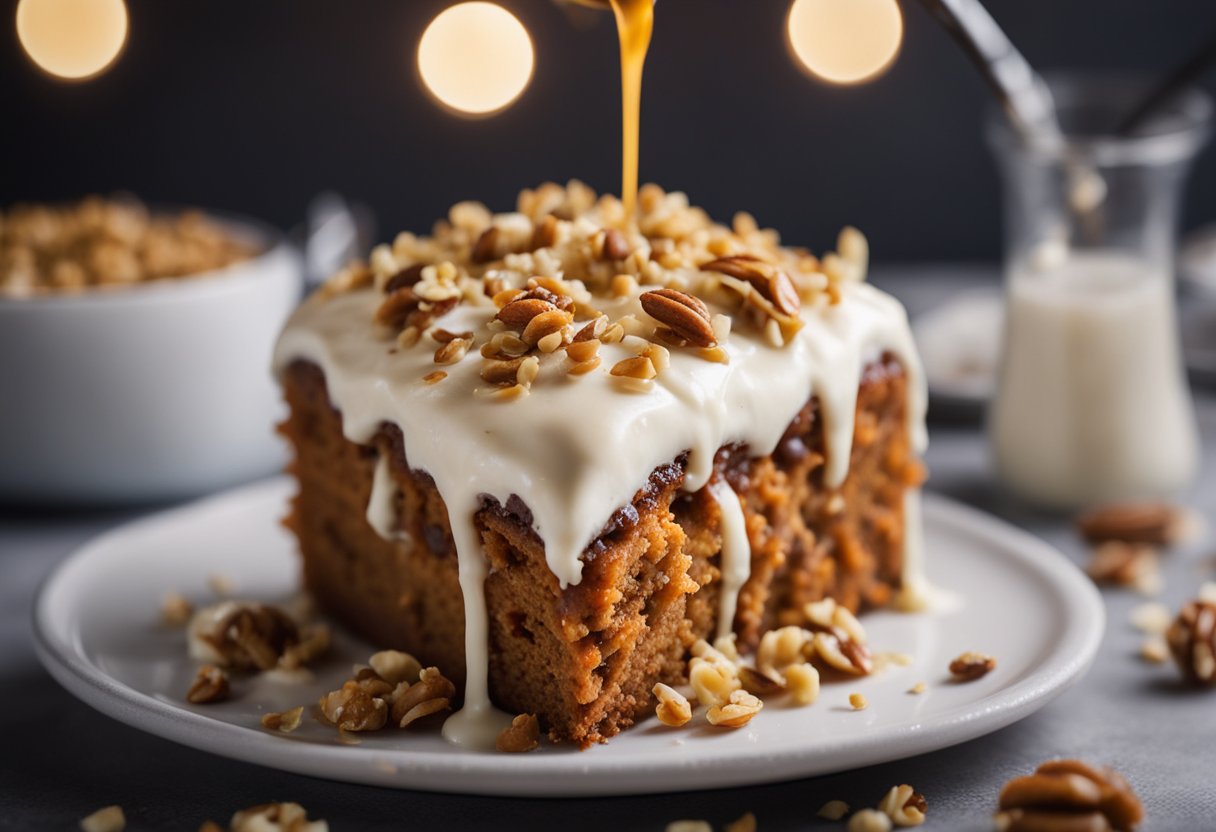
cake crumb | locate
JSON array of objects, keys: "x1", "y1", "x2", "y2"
[
  {"x1": 848, "y1": 808, "x2": 892, "y2": 832},
  {"x1": 495, "y1": 713, "x2": 540, "y2": 753},
  {"x1": 908, "y1": 681, "x2": 927, "y2": 695},
  {"x1": 80, "y1": 805, "x2": 125, "y2": 832},
  {"x1": 817, "y1": 800, "x2": 850, "y2": 821},
  {"x1": 160, "y1": 591, "x2": 193, "y2": 627},
  {"x1": 849, "y1": 692, "x2": 868, "y2": 710}
]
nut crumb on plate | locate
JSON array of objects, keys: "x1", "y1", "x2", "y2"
[
  {"x1": 1139, "y1": 638, "x2": 1170, "y2": 664},
  {"x1": 229, "y1": 802, "x2": 328, "y2": 832},
  {"x1": 849, "y1": 692, "x2": 868, "y2": 710},
  {"x1": 1129, "y1": 602, "x2": 1172, "y2": 635},
  {"x1": 79, "y1": 805, "x2": 125, "y2": 832},
  {"x1": 908, "y1": 681, "x2": 927, "y2": 695},
  {"x1": 949, "y1": 651, "x2": 997, "y2": 682},
  {"x1": 160, "y1": 591, "x2": 193, "y2": 627},
  {"x1": 1085, "y1": 542, "x2": 1161, "y2": 594},
  {"x1": 261, "y1": 706, "x2": 305, "y2": 733},
  {"x1": 653, "y1": 682, "x2": 693, "y2": 727},
  {"x1": 186, "y1": 665, "x2": 230, "y2": 704},
  {"x1": 706, "y1": 689, "x2": 763, "y2": 728}
]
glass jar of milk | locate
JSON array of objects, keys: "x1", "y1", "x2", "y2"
[{"x1": 987, "y1": 76, "x2": 1211, "y2": 509}]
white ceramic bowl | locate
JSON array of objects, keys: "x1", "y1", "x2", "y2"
[{"x1": 0, "y1": 218, "x2": 302, "y2": 504}]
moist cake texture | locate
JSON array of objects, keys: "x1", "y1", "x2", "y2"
[{"x1": 273, "y1": 182, "x2": 927, "y2": 748}]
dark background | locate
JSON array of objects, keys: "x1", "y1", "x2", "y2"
[{"x1": 3, "y1": 0, "x2": 1215, "y2": 262}]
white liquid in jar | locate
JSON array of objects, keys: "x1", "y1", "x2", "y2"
[{"x1": 990, "y1": 251, "x2": 1197, "y2": 508}]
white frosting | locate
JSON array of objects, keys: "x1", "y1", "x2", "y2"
[
  {"x1": 709, "y1": 478, "x2": 750, "y2": 640},
  {"x1": 274, "y1": 278, "x2": 927, "y2": 748}
]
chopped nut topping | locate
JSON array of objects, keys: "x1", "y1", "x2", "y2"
[
  {"x1": 261, "y1": 706, "x2": 305, "y2": 733},
  {"x1": 495, "y1": 713, "x2": 541, "y2": 753},
  {"x1": 1077, "y1": 502, "x2": 1181, "y2": 546},
  {"x1": 639, "y1": 288, "x2": 717, "y2": 348},
  {"x1": 187, "y1": 665, "x2": 230, "y2": 704},
  {"x1": 653, "y1": 682, "x2": 693, "y2": 727},
  {"x1": 1166, "y1": 600, "x2": 1216, "y2": 685},
  {"x1": 848, "y1": 692, "x2": 868, "y2": 710},
  {"x1": 996, "y1": 759, "x2": 1143, "y2": 832},
  {"x1": 949, "y1": 651, "x2": 997, "y2": 682},
  {"x1": 610, "y1": 355, "x2": 658, "y2": 381},
  {"x1": 332, "y1": 183, "x2": 871, "y2": 399},
  {"x1": 80, "y1": 805, "x2": 126, "y2": 832},
  {"x1": 878, "y1": 784, "x2": 927, "y2": 827},
  {"x1": 706, "y1": 689, "x2": 763, "y2": 728},
  {"x1": 433, "y1": 336, "x2": 470, "y2": 365},
  {"x1": 817, "y1": 800, "x2": 851, "y2": 821},
  {"x1": 422, "y1": 370, "x2": 447, "y2": 384}
]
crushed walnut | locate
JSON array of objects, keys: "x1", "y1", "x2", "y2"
[
  {"x1": 316, "y1": 182, "x2": 868, "y2": 395},
  {"x1": 849, "y1": 692, "x2": 869, "y2": 711},
  {"x1": 0, "y1": 197, "x2": 255, "y2": 297},
  {"x1": 188, "y1": 601, "x2": 307, "y2": 672},
  {"x1": 1166, "y1": 599, "x2": 1216, "y2": 686},
  {"x1": 995, "y1": 759, "x2": 1143, "y2": 832},
  {"x1": 261, "y1": 706, "x2": 305, "y2": 733},
  {"x1": 848, "y1": 809, "x2": 892, "y2": 832},
  {"x1": 817, "y1": 800, "x2": 851, "y2": 821}
]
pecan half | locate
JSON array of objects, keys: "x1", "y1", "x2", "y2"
[
  {"x1": 996, "y1": 759, "x2": 1143, "y2": 832},
  {"x1": 497, "y1": 297, "x2": 556, "y2": 331},
  {"x1": 1077, "y1": 502, "x2": 1180, "y2": 546},
  {"x1": 1166, "y1": 600, "x2": 1216, "y2": 685},
  {"x1": 700, "y1": 255, "x2": 800, "y2": 317},
  {"x1": 639, "y1": 288, "x2": 716, "y2": 347},
  {"x1": 600, "y1": 228, "x2": 632, "y2": 261}
]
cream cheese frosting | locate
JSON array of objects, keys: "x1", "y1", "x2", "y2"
[{"x1": 272, "y1": 182, "x2": 928, "y2": 748}]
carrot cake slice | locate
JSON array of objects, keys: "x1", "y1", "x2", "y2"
[{"x1": 273, "y1": 181, "x2": 927, "y2": 748}]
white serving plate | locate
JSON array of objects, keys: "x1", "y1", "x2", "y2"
[{"x1": 34, "y1": 478, "x2": 1103, "y2": 797}]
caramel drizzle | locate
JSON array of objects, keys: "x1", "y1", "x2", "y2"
[{"x1": 608, "y1": 0, "x2": 653, "y2": 222}]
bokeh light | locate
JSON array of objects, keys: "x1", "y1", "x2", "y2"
[
  {"x1": 417, "y1": 2, "x2": 535, "y2": 116},
  {"x1": 16, "y1": 0, "x2": 128, "y2": 81},
  {"x1": 787, "y1": 0, "x2": 903, "y2": 85}
]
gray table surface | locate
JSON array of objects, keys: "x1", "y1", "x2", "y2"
[{"x1": 3, "y1": 266, "x2": 1214, "y2": 831}]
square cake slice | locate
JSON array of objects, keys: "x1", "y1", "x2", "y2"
[{"x1": 274, "y1": 182, "x2": 927, "y2": 748}]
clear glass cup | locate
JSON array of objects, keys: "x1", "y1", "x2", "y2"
[{"x1": 986, "y1": 75, "x2": 1212, "y2": 509}]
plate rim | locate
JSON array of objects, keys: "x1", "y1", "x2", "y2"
[{"x1": 33, "y1": 477, "x2": 1105, "y2": 797}]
